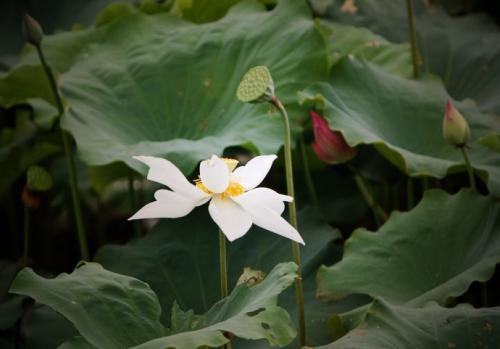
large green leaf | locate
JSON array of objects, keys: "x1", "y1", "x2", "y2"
[
  {"x1": 312, "y1": 0, "x2": 500, "y2": 115},
  {"x1": 3, "y1": 0, "x2": 328, "y2": 174},
  {"x1": 299, "y1": 58, "x2": 500, "y2": 195},
  {"x1": 12, "y1": 261, "x2": 298, "y2": 349},
  {"x1": 10, "y1": 262, "x2": 166, "y2": 349},
  {"x1": 320, "y1": 22, "x2": 412, "y2": 77},
  {"x1": 133, "y1": 262, "x2": 297, "y2": 348},
  {"x1": 318, "y1": 299, "x2": 500, "y2": 349},
  {"x1": 317, "y1": 189, "x2": 500, "y2": 306}
]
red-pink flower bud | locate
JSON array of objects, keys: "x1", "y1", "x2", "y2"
[
  {"x1": 443, "y1": 100, "x2": 470, "y2": 148},
  {"x1": 310, "y1": 111, "x2": 356, "y2": 165}
]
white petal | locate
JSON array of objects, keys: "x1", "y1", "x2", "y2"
[
  {"x1": 128, "y1": 189, "x2": 196, "y2": 220},
  {"x1": 208, "y1": 196, "x2": 252, "y2": 242},
  {"x1": 233, "y1": 187, "x2": 292, "y2": 214},
  {"x1": 200, "y1": 155, "x2": 229, "y2": 194},
  {"x1": 133, "y1": 156, "x2": 208, "y2": 203},
  {"x1": 232, "y1": 155, "x2": 277, "y2": 190},
  {"x1": 246, "y1": 205, "x2": 305, "y2": 245}
]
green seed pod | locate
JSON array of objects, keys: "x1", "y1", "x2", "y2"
[
  {"x1": 443, "y1": 100, "x2": 470, "y2": 148},
  {"x1": 236, "y1": 66, "x2": 274, "y2": 103},
  {"x1": 22, "y1": 13, "x2": 44, "y2": 46},
  {"x1": 27, "y1": 165, "x2": 53, "y2": 192}
]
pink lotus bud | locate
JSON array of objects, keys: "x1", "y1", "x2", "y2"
[
  {"x1": 310, "y1": 111, "x2": 356, "y2": 165},
  {"x1": 443, "y1": 100, "x2": 470, "y2": 148},
  {"x1": 22, "y1": 13, "x2": 43, "y2": 46}
]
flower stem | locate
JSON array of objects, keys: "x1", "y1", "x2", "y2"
[
  {"x1": 35, "y1": 44, "x2": 89, "y2": 260},
  {"x1": 23, "y1": 205, "x2": 30, "y2": 266},
  {"x1": 272, "y1": 97, "x2": 306, "y2": 347},
  {"x1": 349, "y1": 165, "x2": 388, "y2": 223},
  {"x1": 460, "y1": 147, "x2": 476, "y2": 191},
  {"x1": 406, "y1": 0, "x2": 420, "y2": 78},
  {"x1": 128, "y1": 172, "x2": 141, "y2": 238},
  {"x1": 218, "y1": 230, "x2": 232, "y2": 349},
  {"x1": 298, "y1": 135, "x2": 319, "y2": 207},
  {"x1": 219, "y1": 229, "x2": 228, "y2": 298}
]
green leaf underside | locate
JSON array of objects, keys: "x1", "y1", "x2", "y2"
[
  {"x1": 317, "y1": 299, "x2": 500, "y2": 349},
  {"x1": 299, "y1": 58, "x2": 500, "y2": 196},
  {"x1": 317, "y1": 189, "x2": 500, "y2": 306},
  {"x1": 133, "y1": 262, "x2": 297, "y2": 349},
  {"x1": 313, "y1": 0, "x2": 500, "y2": 115},
  {"x1": 10, "y1": 262, "x2": 166, "y2": 349},
  {"x1": 3, "y1": 0, "x2": 328, "y2": 175}
]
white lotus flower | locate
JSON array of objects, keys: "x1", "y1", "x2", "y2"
[{"x1": 129, "y1": 154, "x2": 304, "y2": 244}]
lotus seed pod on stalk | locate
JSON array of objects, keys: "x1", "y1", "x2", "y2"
[
  {"x1": 27, "y1": 166, "x2": 53, "y2": 192},
  {"x1": 443, "y1": 100, "x2": 470, "y2": 148},
  {"x1": 236, "y1": 66, "x2": 275, "y2": 103},
  {"x1": 310, "y1": 111, "x2": 356, "y2": 165},
  {"x1": 22, "y1": 13, "x2": 43, "y2": 46}
]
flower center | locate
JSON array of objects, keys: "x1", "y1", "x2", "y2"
[{"x1": 195, "y1": 179, "x2": 245, "y2": 198}]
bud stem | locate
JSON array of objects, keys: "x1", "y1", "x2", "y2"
[
  {"x1": 460, "y1": 147, "x2": 476, "y2": 191},
  {"x1": 34, "y1": 44, "x2": 89, "y2": 260},
  {"x1": 299, "y1": 135, "x2": 319, "y2": 207},
  {"x1": 23, "y1": 205, "x2": 30, "y2": 266},
  {"x1": 349, "y1": 165, "x2": 389, "y2": 224},
  {"x1": 406, "y1": 0, "x2": 420, "y2": 78},
  {"x1": 271, "y1": 96, "x2": 306, "y2": 347}
]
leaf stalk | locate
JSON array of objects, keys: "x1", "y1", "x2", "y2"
[{"x1": 272, "y1": 97, "x2": 306, "y2": 347}]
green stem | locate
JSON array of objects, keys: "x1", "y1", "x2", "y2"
[
  {"x1": 298, "y1": 135, "x2": 319, "y2": 207},
  {"x1": 23, "y1": 205, "x2": 30, "y2": 266},
  {"x1": 219, "y1": 230, "x2": 228, "y2": 298},
  {"x1": 218, "y1": 231, "x2": 233, "y2": 349},
  {"x1": 460, "y1": 147, "x2": 476, "y2": 191},
  {"x1": 407, "y1": 177, "x2": 415, "y2": 210},
  {"x1": 272, "y1": 97, "x2": 306, "y2": 347},
  {"x1": 349, "y1": 166, "x2": 389, "y2": 223},
  {"x1": 128, "y1": 172, "x2": 141, "y2": 238},
  {"x1": 406, "y1": 0, "x2": 420, "y2": 77},
  {"x1": 35, "y1": 44, "x2": 89, "y2": 260}
]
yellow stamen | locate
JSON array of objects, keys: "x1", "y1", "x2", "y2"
[
  {"x1": 195, "y1": 179, "x2": 212, "y2": 195},
  {"x1": 222, "y1": 181, "x2": 245, "y2": 198},
  {"x1": 195, "y1": 178, "x2": 245, "y2": 198},
  {"x1": 222, "y1": 158, "x2": 239, "y2": 172}
]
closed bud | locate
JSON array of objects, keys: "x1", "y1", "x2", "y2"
[
  {"x1": 443, "y1": 100, "x2": 470, "y2": 148},
  {"x1": 22, "y1": 13, "x2": 43, "y2": 46},
  {"x1": 310, "y1": 111, "x2": 356, "y2": 165},
  {"x1": 236, "y1": 66, "x2": 275, "y2": 104}
]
